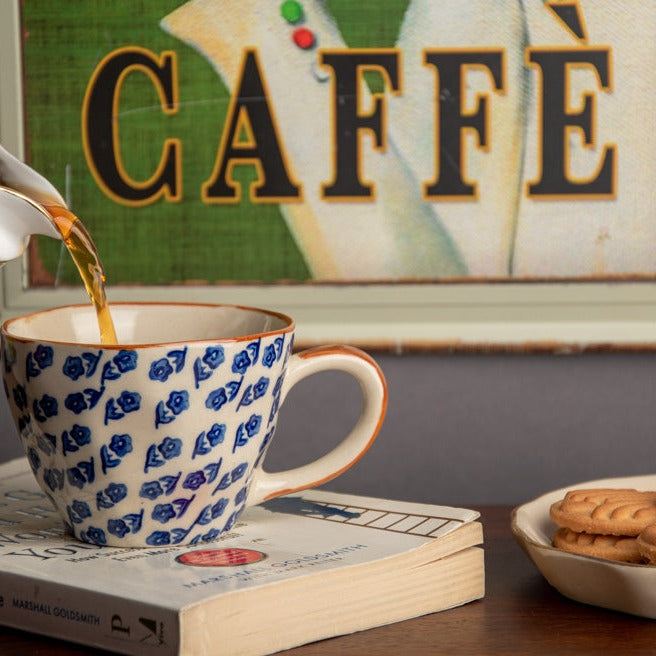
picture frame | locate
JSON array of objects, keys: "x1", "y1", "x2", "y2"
[{"x1": 1, "y1": 0, "x2": 655, "y2": 351}]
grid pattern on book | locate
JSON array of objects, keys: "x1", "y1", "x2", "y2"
[{"x1": 301, "y1": 498, "x2": 466, "y2": 539}]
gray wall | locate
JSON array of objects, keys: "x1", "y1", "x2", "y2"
[{"x1": 1, "y1": 352, "x2": 655, "y2": 507}]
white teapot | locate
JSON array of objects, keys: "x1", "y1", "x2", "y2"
[{"x1": 0, "y1": 144, "x2": 63, "y2": 264}]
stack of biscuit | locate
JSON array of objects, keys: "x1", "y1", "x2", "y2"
[{"x1": 549, "y1": 488, "x2": 656, "y2": 564}]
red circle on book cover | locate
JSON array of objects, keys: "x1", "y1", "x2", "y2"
[{"x1": 176, "y1": 548, "x2": 267, "y2": 567}]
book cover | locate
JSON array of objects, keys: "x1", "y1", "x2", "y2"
[{"x1": 0, "y1": 457, "x2": 483, "y2": 655}]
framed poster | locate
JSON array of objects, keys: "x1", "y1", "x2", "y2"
[{"x1": 1, "y1": 0, "x2": 655, "y2": 349}]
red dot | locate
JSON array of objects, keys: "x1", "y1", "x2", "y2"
[{"x1": 293, "y1": 27, "x2": 315, "y2": 50}]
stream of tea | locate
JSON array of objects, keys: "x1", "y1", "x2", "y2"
[{"x1": 42, "y1": 203, "x2": 118, "y2": 345}]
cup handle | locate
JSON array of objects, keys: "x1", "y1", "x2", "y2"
[{"x1": 247, "y1": 345, "x2": 387, "y2": 506}]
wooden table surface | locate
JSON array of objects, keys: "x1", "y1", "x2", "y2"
[{"x1": 3, "y1": 506, "x2": 656, "y2": 655}]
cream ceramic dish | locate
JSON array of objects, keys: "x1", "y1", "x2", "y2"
[{"x1": 512, "y1": 474, "x2": 656, "y2": 618}]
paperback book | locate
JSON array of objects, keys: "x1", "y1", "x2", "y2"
[{"x1": 0, "y1": 458, "x2": 484, "y2": 655}]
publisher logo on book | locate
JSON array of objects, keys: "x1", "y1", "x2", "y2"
[{"x1": 111, "y1": 614, "x2": 166, "y2": 647}]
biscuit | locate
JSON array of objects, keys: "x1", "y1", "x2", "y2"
[
  {"x1": 550, "y1": 488, "x2": 656, "y2": 536},
  {"x1": 552, "y1": 527, "x2": 643, "y2": 563},
  {"x1": 637, "y1": 525, "x2": 656, "y2": 564}
]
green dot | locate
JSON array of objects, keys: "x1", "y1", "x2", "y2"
[{"x1": 280, "y1": 0, "x2": 303, "y2": 24}]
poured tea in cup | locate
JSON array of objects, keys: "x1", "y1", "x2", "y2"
[{"x1": 40, "y1": 202, "x2": 117, "y2": 344}]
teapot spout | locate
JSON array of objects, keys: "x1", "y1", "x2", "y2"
[
  {"x1": 0, "y1": 145, "x2": 64, "y2": 265},
  {"x1": 0, "y1": 187, "x2": 62, "y2": 264},
  {"x1": 0, "y1": 144, "x2": 66, "y2": 208}
]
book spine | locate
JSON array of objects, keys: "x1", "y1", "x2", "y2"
[{"x1": 0, "y1": 570, "x2": 180, "y2": 655}]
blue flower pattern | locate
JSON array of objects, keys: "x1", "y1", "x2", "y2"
[
  {"x1": 33, "y1": 394, "x2": 58, "y2": 422},
  {"x1": 65, "y1": 392, "x2": 87, "y2": 415},
  {"x1": 149, "y1": 348, "x2": 188, "y2": 384},
  {"x1": 144, "y1": 436, "x2": 183, "y2": 472},
  {"x1": 231, "y1": 350, "x2": 252, "y2": 375},
  {"x1": 34, "y1": 344, "x2": 54, "y2": 369},
  {"x1": 152, "y1": 503, "x2": 177, "y2": 523},
  {"x1": 62, "y1": 424, "x2": 91, "y2": 455},
  {"x1": 113, "y1": 350, "x2": 138, "y2": 373},
  {"x1": 167, "y1": 390, "x2": 189, "y2": 415},
  {"x1": 67, "y1": 499, "x2": 92, "y2": 525},
  {"x1": 192, "y1": 422, "x2": 226, "y2": 459},
  {"x1": 182, "y1": 470, "x2": 207, "y2": 491},
  {"x1": 149, "y1": 358, "x2": 173, "y2": 382},
  {"x1": 203, "y1": 346, "x2": 224, "y2": 369},
  {"x1": 28, "y1": 447, "x2": 41, "y2": 472},
  {"x1": 63, "y1": 356, "x2": 85, "y2": 381},
  {"x1": 262, "y1": 344, "x2": 277, "y2": 368},
  {"x1": 205, "y1": 387, "x2": 228, "y2": 412},
  {"x1": 3, "y1": 332, "x2": 291, "y2": 546},
  {"x1": 155, "y1": 390, "x2": 189, "y2": 428},
  {"x1": 12, "y1": 384, "x2": 27, "y2": 411},
  {"x1": 110, "y1": 433, "x2": 133, "y2": 457}
]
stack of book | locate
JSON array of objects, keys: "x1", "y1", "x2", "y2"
[{"x1": 0, "y1": 458, "x2": 484, "y2": 655}]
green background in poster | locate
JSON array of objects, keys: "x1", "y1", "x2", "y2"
[{"x1": 22, "y1": 0, "x2": 409, "y2": 287}]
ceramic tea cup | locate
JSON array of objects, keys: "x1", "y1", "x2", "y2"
[{"x1": 1, "y1": 302, "x2": 387, "y2": 547}]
